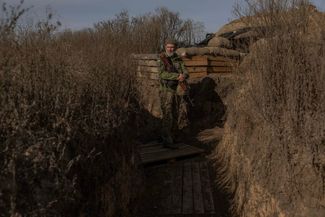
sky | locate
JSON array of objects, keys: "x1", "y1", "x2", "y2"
[{"x1": 4, "y1": 0, "x2": 325, "y2": 33}]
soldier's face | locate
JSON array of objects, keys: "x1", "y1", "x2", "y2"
[{"x1": 165, "y1": 43, "x2": 175, "y2": 55}]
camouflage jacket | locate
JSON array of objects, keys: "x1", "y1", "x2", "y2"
[{"x1": 157, "y1": 52, "x2": 189, "y2": 91}]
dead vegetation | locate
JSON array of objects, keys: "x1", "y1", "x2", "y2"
[
  {"x1": 0, "y1": 1, "x2": 204, "y2": 217},
  {"x1": 212, "y1": 0, "x2": 325, "y2": 216}
]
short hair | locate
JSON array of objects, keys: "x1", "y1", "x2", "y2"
[{"x1": 164, "y1": 38, "x2": 177, "y2": 46}]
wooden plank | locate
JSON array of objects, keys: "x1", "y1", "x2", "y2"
[
  {"x1": 137, "y1": 66, "x2": 159, "y2": 73},
  {"x1": 200, "y1": 162, "x2": 215, "y2": 214},
  {"x1": 192, "y1": 162, "x2": 204, "y2": 214},
  {"x1": 187, "y1": 66, "x2": 208, "y2": 73},
  {"x1": 208, "y1": 67, "x2": 233, "y2": 73},
  {"x1": 209, "y1": 61, "x2": 236, "y2": 67},
  {"x1": 183, "y1": 60, "x2": 208, "y2": 66},
  {"x1": 137, "y1": 60, "x2": 159, "y2": 67},
  {"x1": 168, "y1": 164, "x2": 183, "y2": 214},
  {"x1": 182, "y1": 162, "x2": 193, "y2": 214},
  {"x1": 140, "y1": 144, "x2": 204, "y2": 164},
  {"x1": 189, "y1": 72, "x2": 207, "y2": 78},
  {"x1": 182, "y1": 56, "x2": 208, "y2": 61},
  {"x1": 160, "y1": 165, "x2": 173, "y2": 214},
  {"x1": 136, "y1": 71, "x2": 158, "y2": 80}
]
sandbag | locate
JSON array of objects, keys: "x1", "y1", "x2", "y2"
[{"x1": 207, "y1": 36, "x2": 232, "y2": 48}]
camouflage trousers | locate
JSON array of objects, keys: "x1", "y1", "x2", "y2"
[{"x1": 159, "y1": 89, "x2": 189, "y2": 143}]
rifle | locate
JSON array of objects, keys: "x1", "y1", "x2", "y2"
[{"x1": 179, "y1": 80, "x2": 195, "y2": 107}]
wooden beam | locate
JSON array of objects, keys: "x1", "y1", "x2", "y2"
[
  {"x1": 187, "y1": 67, "x2": 208, "y2": 73},
  {"x1": 189, "y1": 72, "x2": 207, "y2": 78},
  {"x1": 208, "y1": 67, "x2": 233, "y2": 73},
  {"x1": 184, "y1": 60, "x2": 208, "y2": 66}
]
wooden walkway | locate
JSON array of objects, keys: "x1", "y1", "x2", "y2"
[
  {"x1": 139, "y1": 141, "x2": 205, "y2": 165},
  {"x1": 139, "y1": 160, "x2": 217, "y2": 217}
]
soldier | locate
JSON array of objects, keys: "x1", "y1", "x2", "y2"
[{"x1": 158, "y1": 38, "x2": 190, "y2": 149}]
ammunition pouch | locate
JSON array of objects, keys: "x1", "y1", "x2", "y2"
[{"x1": 160, "y1": 79, "x2": 178, "y2": 90}]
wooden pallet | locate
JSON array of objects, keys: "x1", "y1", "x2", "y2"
[{"x1": 139, "y1": 141, "x2": 205, "y2": 164}]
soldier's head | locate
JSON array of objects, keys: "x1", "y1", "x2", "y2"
[{"x1": 164, "y1": 38, "x2": 176, "y2": 56}]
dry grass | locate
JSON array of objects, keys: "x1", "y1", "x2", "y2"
[
  {"x1": 0, "y1": 1, "x2": 204, "y2": 217},
  {"x1": 212, "y1": 0, "x2": 325, "y2": 216}
]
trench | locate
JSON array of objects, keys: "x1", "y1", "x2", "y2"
[{"x1": 133, "y1": 76, "x2": 234, "y2": 217}]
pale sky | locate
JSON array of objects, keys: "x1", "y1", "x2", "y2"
[{"x1": 5, "y1": 0, "x2": 325, "y2": 33}]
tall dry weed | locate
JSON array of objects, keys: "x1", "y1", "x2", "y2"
[
  {"x1": 213, "y1": 0, "x2": 325, "y2": 216},
  {"x1": 0, "y1": 1, "x2": 204, "y2": 217}
]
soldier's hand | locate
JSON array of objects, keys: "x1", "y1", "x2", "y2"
[{"x1": 178, "y1": 74, "x2": 185, "y2": 82}]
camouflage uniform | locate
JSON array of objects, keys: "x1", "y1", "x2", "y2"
[{"x1": 158, "y1": 52, "x2": 189, "y2": 144}]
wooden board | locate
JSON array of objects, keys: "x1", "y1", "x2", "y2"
[
  {"x1": 184, "y1": 59, "x2": 209, "y2": 66},
  {"x1": 189, "y1": 72, "x2": 208, "y2": 78},
  {"x1": 208, "y1": 67, "x2": 233, "y2": 73},
  {"x1": 200, "y1": 162, "x2": 216, "y2": 214},
  {"x1": 192, "y1": 162, "x2": 205, "y2": 214},
  {"x1": 182, "y1": 162, "x2": 193, "y2": 214},
  {"x1": 139, "y1": 143, "x2": 204, "y2": 164},
  {"x1": 187, "y1": 66, "x2": 208, "y2": 73}
]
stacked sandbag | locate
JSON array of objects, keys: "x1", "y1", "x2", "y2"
[
  {"x1": 176, "y1": 46, "x2": 242, "y2": 58},
  {"x1": 207, "y1": 36, "x2": 232, "y2": 48}
]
